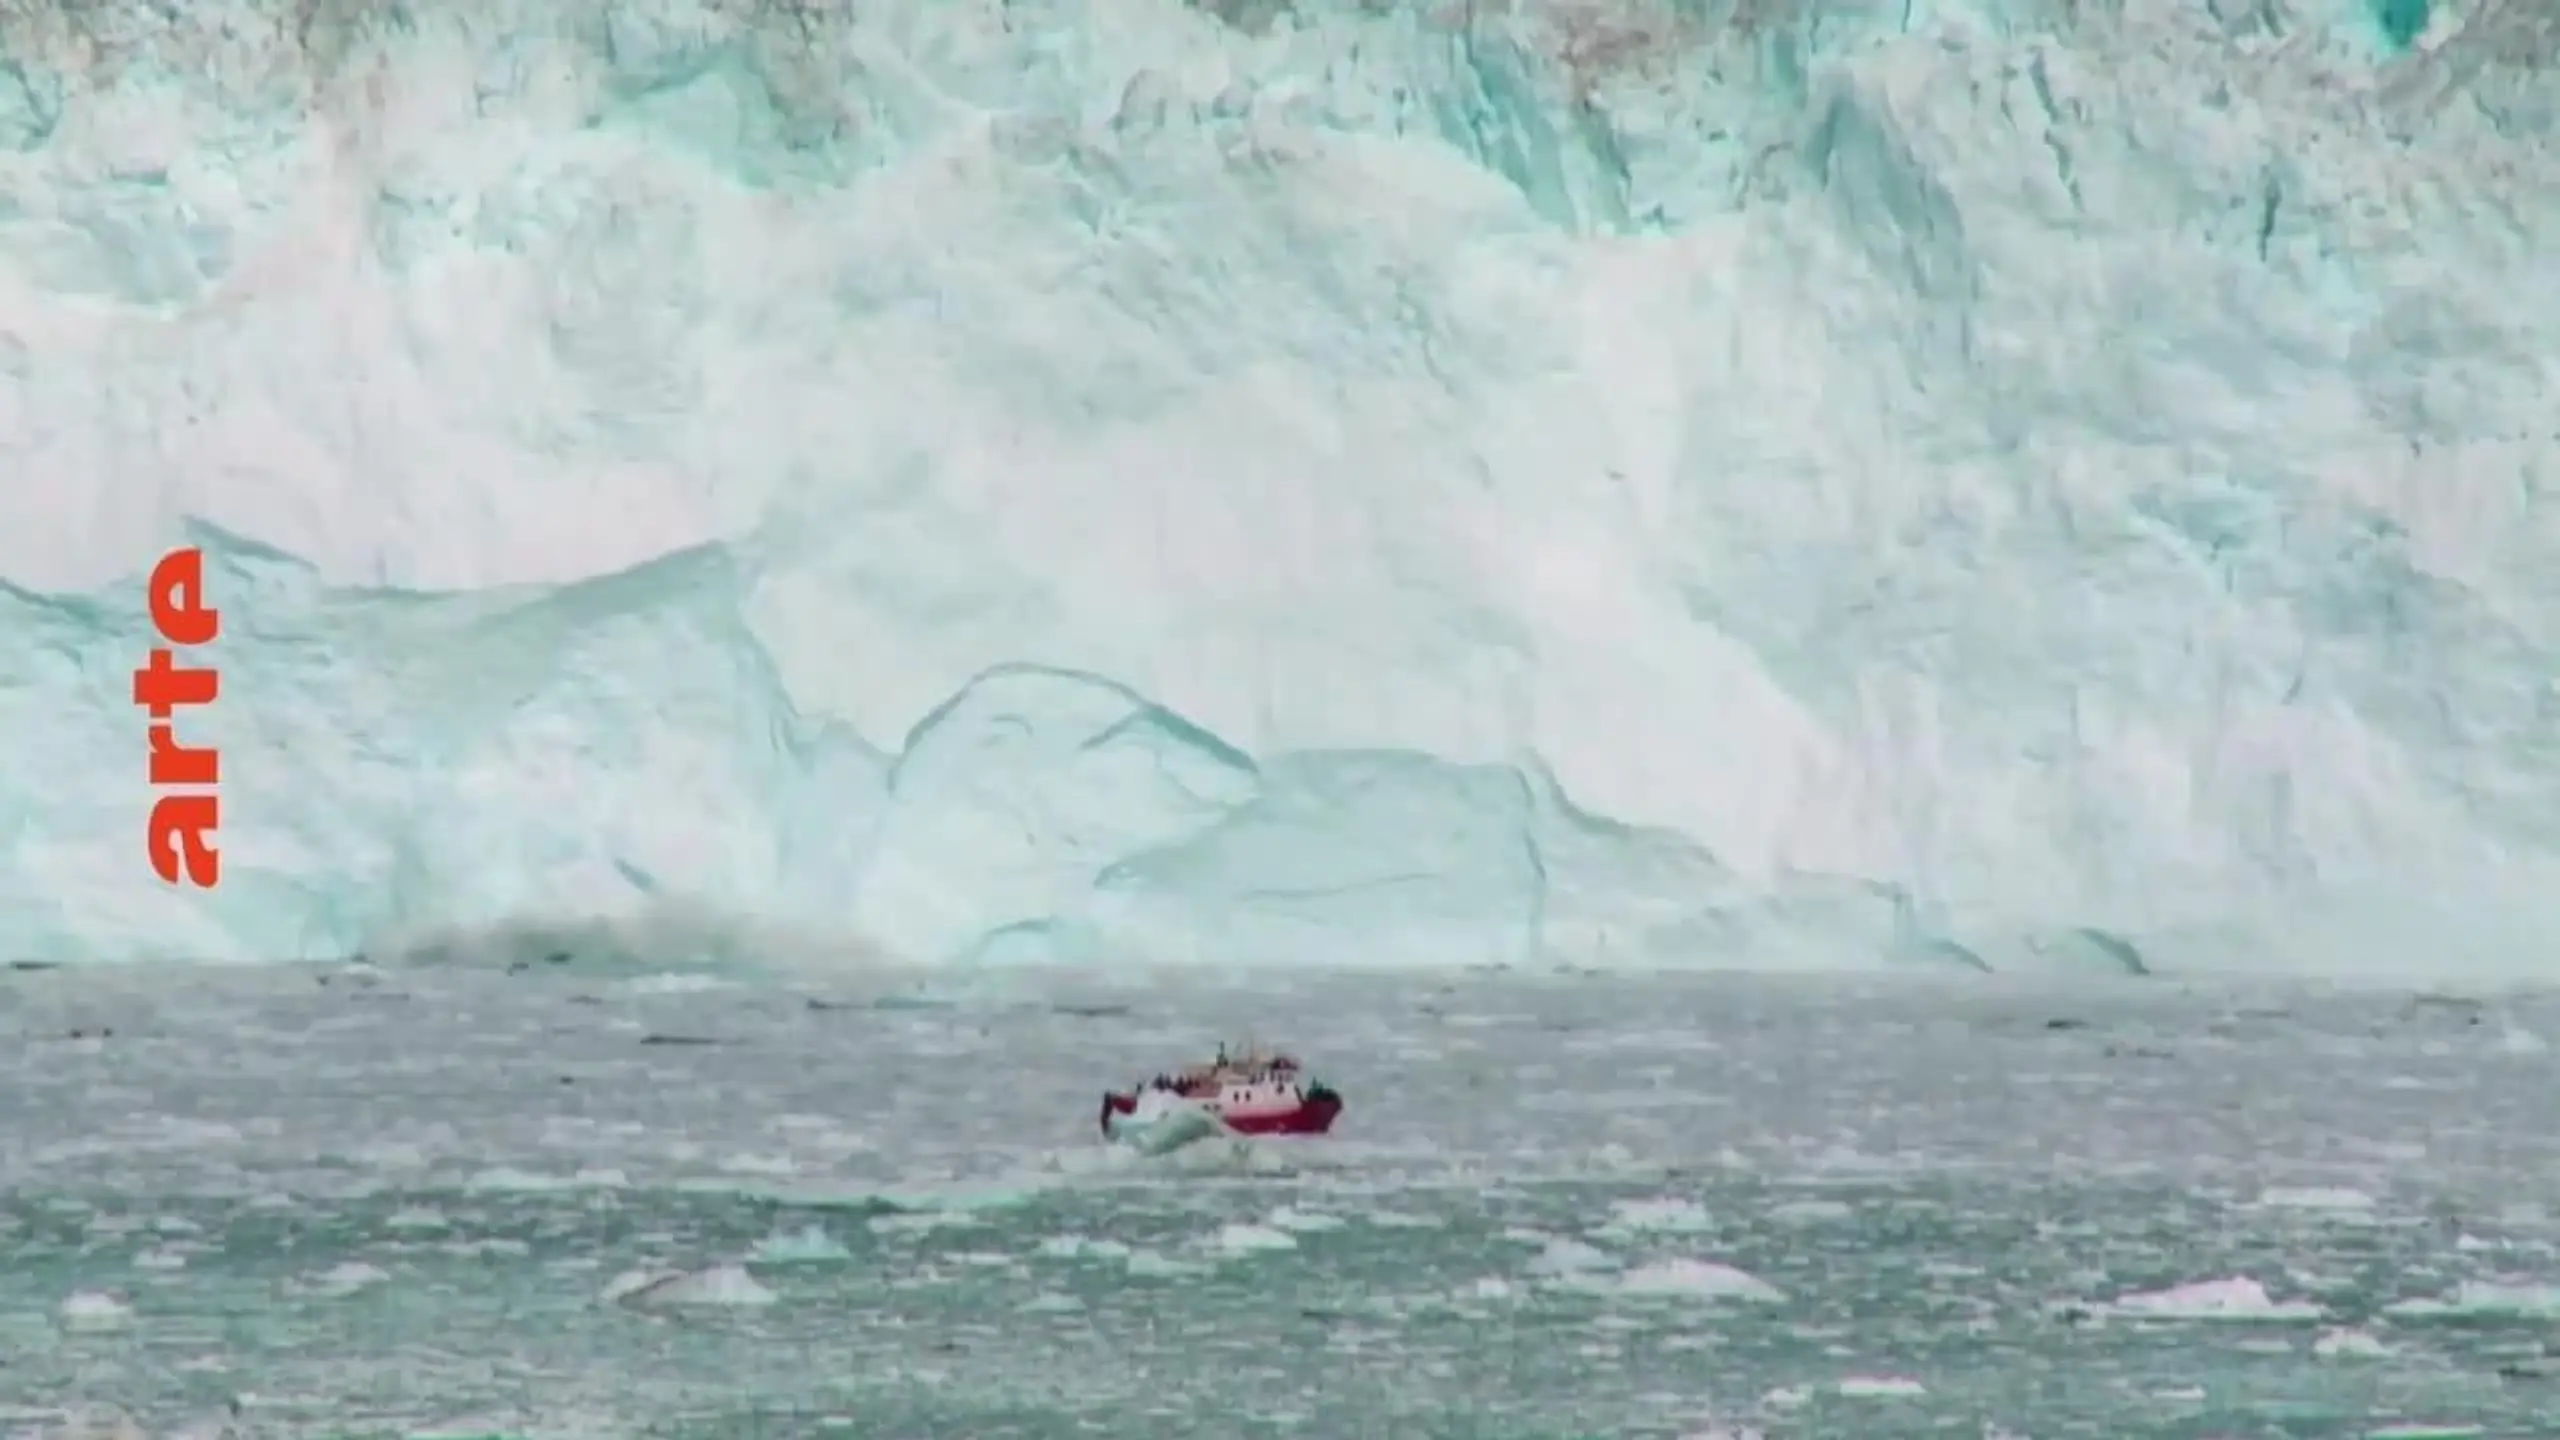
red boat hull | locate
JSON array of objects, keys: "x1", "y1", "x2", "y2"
[{"x1": 1100, "y1": 1089, "x2": 1342, "y2": 1137}]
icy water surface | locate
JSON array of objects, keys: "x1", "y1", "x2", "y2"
[{"x1": 5, "y1": 963, "x2": 2559, "y2": 1437}]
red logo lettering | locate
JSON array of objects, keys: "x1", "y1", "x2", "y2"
[{"x1": 135, "y1": 547, "x2": 220, "y2": 888}]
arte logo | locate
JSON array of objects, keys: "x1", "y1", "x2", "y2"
[{"x1": 132, "y1": 546, "x2": 220, "y2": 888}]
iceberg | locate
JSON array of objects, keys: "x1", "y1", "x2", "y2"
[{"x1": 1, "y1": 0, "x2": 2555, "y2": 974}]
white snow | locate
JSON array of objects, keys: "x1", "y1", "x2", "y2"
[{"x1": 3, "y1": 0, "x2": 2556, "y2": 974}]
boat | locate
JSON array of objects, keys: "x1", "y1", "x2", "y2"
[{"x1": 1099, "y1": 1041, "x2": 1343, "y2": 1142}]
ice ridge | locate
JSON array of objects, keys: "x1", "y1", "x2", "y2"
[{"x1": 1, "y1": 0, "x2": 2556, "y2": 974}]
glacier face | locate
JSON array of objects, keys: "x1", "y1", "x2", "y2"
[{"x1": 2, "y1": 0, "x2": 2557, "y2": 974}]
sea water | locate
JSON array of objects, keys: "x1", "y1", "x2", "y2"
[{"x1": 6, "y1": 962, "x2": 2556, "y2": 1437}]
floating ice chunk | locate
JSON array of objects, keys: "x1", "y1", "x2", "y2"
[
  {"x1": 1122, "y1": 1248, "x2": 1208, "y2": 1279},
  {"x1": 1837, "y1": 1375, "x2": 1926, "y2": 1397},
  {"x1": 58, "y1": 1290, "x2": 133, "y2": 1330},
  {"x1": 301, "y1": 1261, "x2": 390, "y2": 1295},
  {"x1": 2254, "y1": 1187, "x2": 2377, "y2": 1214},
  {"x1": 466, "y1": 1166, "x2": 623, "y2": 1194},
  {"x1": 600, "y1": 1268, "x2": 676, "y2": 1303},
  {"x1": 603, "y1": 1263, "x2": 776, "y2": 1308},
  {"x1": 717, "y1": 1153, "x2": 800, "y2": 1178},
  {"x1": 1036, "y1": 1234, "x2": 1132, "y2": 1261},
  {"x1": 1766, "y1": 1199, "x2": 1854, "y2": 1225},
  {"x1": 1615, "y1": 1258, "x2": 1785, "y2": 1303},
  {"x1": 1264, "y1": 1207, "x2": 1345, "y2": 1233},
  {"x1": 751, "y1": 1225, "x2": 852, "y2": 1263},
  {"x1": 1360, "y1": 1209, "x2": 1443, "y2": 1229},
  {"x1": 2385, "y1": 1280, "x2": 2560, "y2": 1318},
  {"x1": 41, "y1": 1409, "x2": 149, "y2": 1440},
  {"x1": 1212, "y1": 1222, "x2": 1298, "y2": 1255},
  {"x1": 1524, "y1": 1238, "x2": 1617, "y2": 1275},
  {"x1": 349, "y1": 1140, "x2": 431, "y2": 1172},
  {"x1": 400, "y1": 1419, "x2": 550, "y2": 1440},
  {"x1": 626, "y1": 973, "x2": 733, "y2": 995},
  {"x1": 1103, "y1": 1091, "x2": 1229, "y2": 1156},
  {"x1": 2314, "y1": 1327, "x2": 2392, "y2": 1358},
  {"x1": 2101, "y1": 1277, "x2": 2323, "y2": 1321},
  {"x1": 1599, "y1": 1198, "x2": 1712, "y2": 1235},
  {"x1": 868, "y1": 1210, "x2": 978, "y2": 1236}
]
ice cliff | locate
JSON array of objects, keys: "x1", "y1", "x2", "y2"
[{"x1": 3, "y1": 0, "x2": 2557, "y2": 974}]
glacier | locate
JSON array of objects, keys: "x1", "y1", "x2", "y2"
[{"x1": 2, "y1": 0, "x2": 2556, "y2": 974}]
